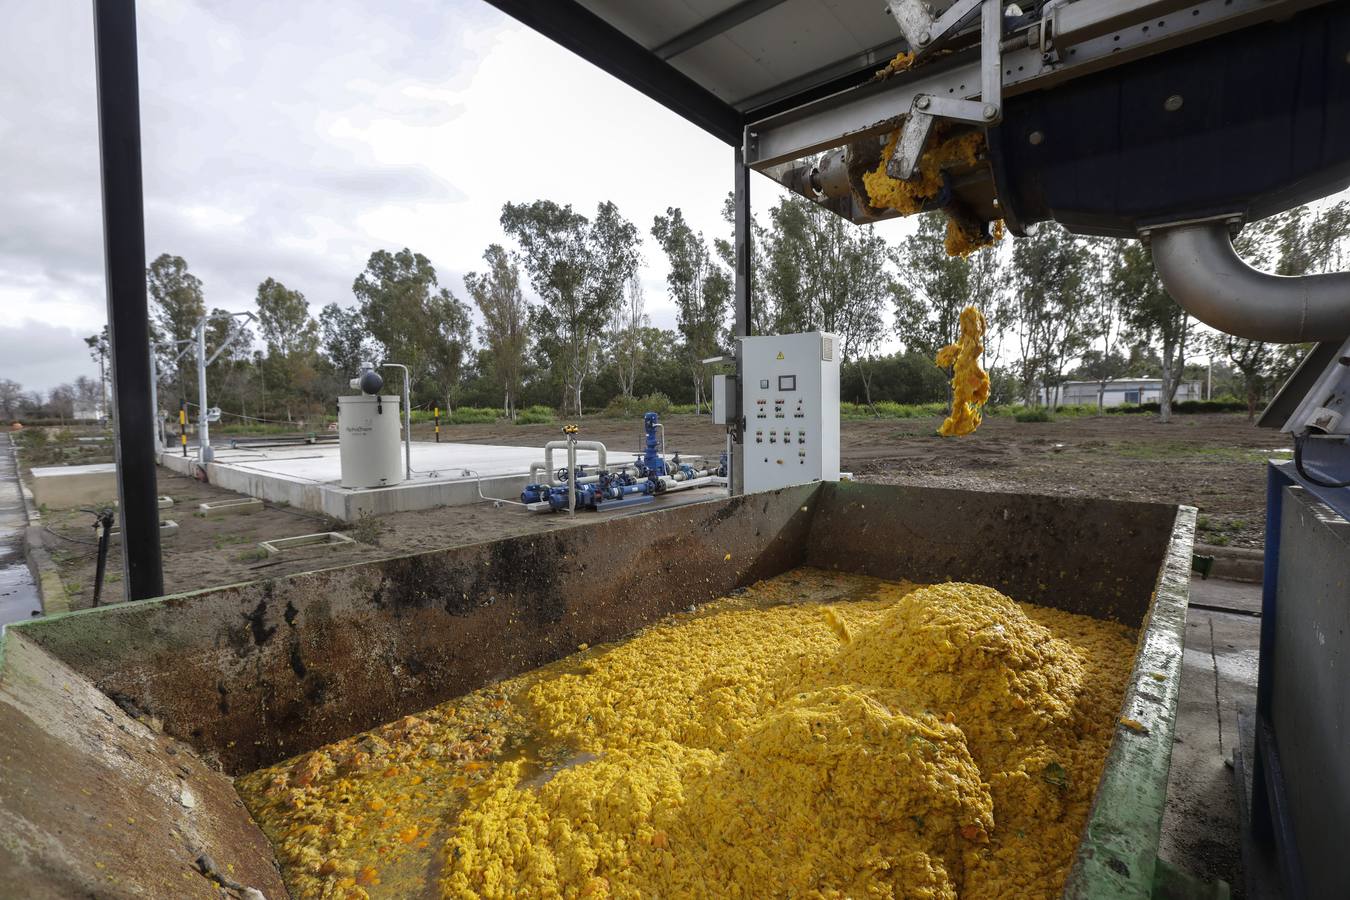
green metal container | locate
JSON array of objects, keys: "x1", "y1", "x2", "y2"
[{"x1": 0, "y1": 481, "x2": 1196, "y2": 898}]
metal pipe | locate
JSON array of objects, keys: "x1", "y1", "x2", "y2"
[
  {"x1": 657, "y1": 474, "x2": 717, "y2": 493},
  {"x1": 379, "y1": 362, "x2": 413, "y2": 481},
  {"x1": 467, "y1": 471, "x2": 529, "y2": 507},
  {"x1": 725, "y1": 430, "x2": 733, "y2": 495},
  {"x1": 543, "y1": 440, "x2": 607, "y2": 480},
  {"x1": 148, "y1": 342, "x2": 160, "y2": 453},
  {"x1": 196, "y1": 319, "x2": 210, "y2": 463},
  {"x1": 567, "y1": 435, "x2": 576, "y2": 517},
  {"x1": 1150, "y1": 222, "x2": 1350, "y2": 342},
  {"x1": 530, "y1": 460, "x2": 609, "y2": 487}
]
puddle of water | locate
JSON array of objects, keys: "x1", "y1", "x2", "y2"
[{"x1": 0, "y1": 436, "x2": 41, "y2": 629}]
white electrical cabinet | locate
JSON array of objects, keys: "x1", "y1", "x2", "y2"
[{"x1": 740, "y1": 332, "x2": 840, "y2": 493}]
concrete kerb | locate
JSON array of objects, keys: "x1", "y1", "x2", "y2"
[
  {"x1": 197, "y1": 497, "x2": 263, "y2": 518},
  {"x1": 258, "y1": 531, "x2": 357, "y2": 557},
  {"x1": 1193, "y1": 542, "x2": 1264, "y2": 583},
  {"x1": 10, "y1": 439, "x2": 68, "y2": 615}
]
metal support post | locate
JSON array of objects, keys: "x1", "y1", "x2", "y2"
[
  {"x1": 434, "y1": 406, "x2": 440, "y2": 442},
  {"x1": 92, "y1": 0, "x2": 162, "y2": 600},
  {"x1": 196, "y1": 318, "x2": 211, "y2": 463},
  {"x1": 561, "y1": 423, "x2": 580, "y2": 516},
  {"x1": 568, "y1": 435, "x2": 577, "y2": 516},
  {"x1": 148, "y1": 341, "x2": 160, "y2": 452},
  {"x1": 179, "y1": 402, "x2": 187, "y2": 456},
  {"x1": 378, "y1": 362, "x2": 413, "y2": 481},
  {"x1": 731, "y1": 146, "x2": 753, "y2": 496}
]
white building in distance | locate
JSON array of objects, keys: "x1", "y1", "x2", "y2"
[{"x1": 1041, "y1": 378, "x2": 1205, "y2": 408}]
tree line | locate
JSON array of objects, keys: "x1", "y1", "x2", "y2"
[{"x1": 5, "y1": 196, "x2": 1346, "y2": 427}]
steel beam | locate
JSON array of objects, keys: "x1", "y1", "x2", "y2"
[
  {"x1": 92, "y1": 0, "x2": 164, "y2": 601},
  {"x1": 654, "y1": 0, "x2": 786, "y2": 61},
  {"x1": 482, "y1": 0, "x2": 742, "y2": 145},
  {"x1": 731, "y1": 146, "x2": 752, "y2": 495},
  {"x1": 745, "y1": 0, "x2": 1329, "y2": 170}
]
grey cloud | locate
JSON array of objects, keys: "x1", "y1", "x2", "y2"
[
  {"x1": 309, "y1": 164, "x2": 465, "y2": 204},
  {"x1": 0, "y1": 320, "x2": 101, "y2": 396},
  {"x1": 0, "y1": 0, "x2": 506, "y2": 391}
]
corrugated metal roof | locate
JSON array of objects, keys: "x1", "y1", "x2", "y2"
[{"x1": 574, "y1": 0, "x2": 905, "y2": 114}]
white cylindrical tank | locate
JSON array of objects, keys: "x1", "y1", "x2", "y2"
[{"x1": 338, "y1": 395, "x2": 404, "y2": 488}]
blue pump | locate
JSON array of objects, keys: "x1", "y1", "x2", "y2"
[{"x1": 521, "y1": 412, "x2": 718, "y2": 512}]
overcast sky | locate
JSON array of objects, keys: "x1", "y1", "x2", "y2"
[{"x1": 6, "y1": 0, "x2": 905, "y2": 395}]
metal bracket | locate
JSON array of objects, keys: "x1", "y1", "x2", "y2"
[
  {"x1": 886, "y1": 0, "x2": 1003, "y2": 179},
  {"x1": 888, "y1": 0, "x2": 983, "y2": 59}
]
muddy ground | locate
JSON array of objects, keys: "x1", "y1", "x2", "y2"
[{"x1": 38, "y1": 411, "x2": 1284, "y2": 608}]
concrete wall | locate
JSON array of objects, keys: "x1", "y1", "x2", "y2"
[
  {"x1": 18, "y1": 485, "x2": 819, "y2": 774},
  {"x1": 807, "y1": 481, "x2": 1180, "y2": 626},
  {"x1": 0, "y1": 631, "x2": 286, "y2": 898},
  {"x1": 1, "y1": 480, "x2": 1194, "y2": 899},
  {"x1": 28, "y1": 463, "x2": 117, "y2": 509},
  {"x1": 159, "y1": 451, "x2": 529, "y2": 522}
]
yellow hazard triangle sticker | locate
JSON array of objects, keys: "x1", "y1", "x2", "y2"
[{"x1": 776, "y1": 351, "x2": 784, "y2": 360}]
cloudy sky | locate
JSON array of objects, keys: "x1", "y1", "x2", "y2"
[{"x1": 6, "y1": 0, "x2": 909, "y2": 395}]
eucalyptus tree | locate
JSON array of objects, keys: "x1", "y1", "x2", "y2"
[
  {"x1": 652, "y1": 207, "x2": 731, "y2": 413},
  {"x1": 465, "y1": 244, "x2": 530, "y2": 418},
  {"x1": 501, "y1": 200, "x2": 640, "y2": 414}
]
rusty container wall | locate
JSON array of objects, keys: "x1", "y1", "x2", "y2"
[
  {"x1": 3, "y1": 481, "x2": 1193, "y2": 899},
  {"x1": 13, "y1": 484, "x2": 820, "y2": 776},
  {"x1": 806, "y1": 481, "x2": 1180, "y2": 626}
]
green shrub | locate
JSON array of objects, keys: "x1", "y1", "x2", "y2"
[
  {"x1": 601, "y1": 392, "x2": 674, "y2": 418},
  {"x1": 602, "y1": 395, "x2": 645, "y2": 418},
  {"x1": 515, "y1": 405, "x2": 556, "y2": 425},
  {"x1": 1014, "y1": 407, "x2": 1054, "y2": 423},
  {"x1": 667, "y1": 403, "x2": 698, "y2": 415},
  {"x1": 840, "y1": 401, "x2": 947, "y2": 419},
  {"x1": 1050, "y1": 404, "x2": 1101, "y2": 417},
  {"x1": 448, "y1": 407, "x2": 500, "y2": 425},
  {"x1": 637, "y1": 392, "x2": 671, "y2": 415},
  {"x1": 1112, "y1": 398, "x2": 1248, "y2": 415}
]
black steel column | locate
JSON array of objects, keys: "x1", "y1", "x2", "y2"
[
  {"x1": 93, "y1": 0, "x2": 163, "y2": 600},
  {"x1": 732, "y1": 146, "x2": 753, "y2": 495}
]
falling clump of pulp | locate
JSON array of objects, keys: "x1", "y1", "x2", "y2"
[
  {"x1": 238, "y1": 570, "x2": 1136, "y2": 900},
  {"x1": 935, "y1": 305, "x2": 991, "y2": 436}
]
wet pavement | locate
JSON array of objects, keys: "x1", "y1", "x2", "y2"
[{"x1": 0, "y1": 434, "x2": 42, "y2": 628}]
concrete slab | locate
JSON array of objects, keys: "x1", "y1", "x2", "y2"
[
  {"x1": 159, "y1": 440, "x2": 690, "y2": 523},
  {"x1": 1158, "y1": 577, "x2": 1261, "y2": 896},
  {"x1": 1189, "y1": 576, "x2": 1262, "y2": 616},
  {"x1": 28, "y1": 462, "x2": 117, "y2": 509}
]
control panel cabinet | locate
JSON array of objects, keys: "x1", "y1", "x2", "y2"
[{"x1": 740, "y1": 332, "x2": 840, "y2": 493}]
